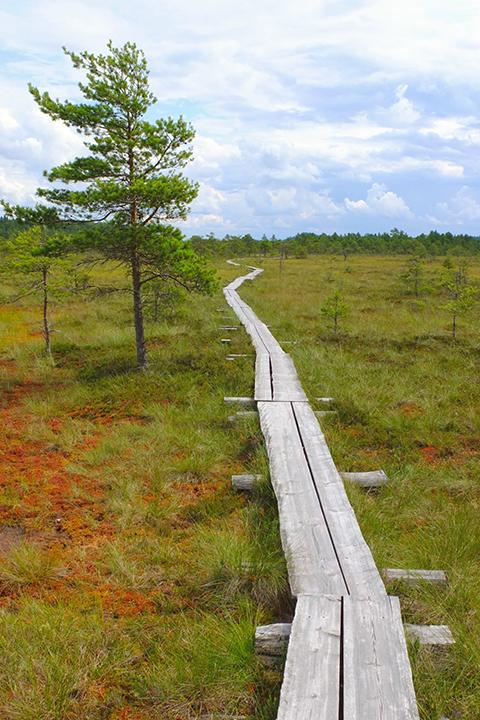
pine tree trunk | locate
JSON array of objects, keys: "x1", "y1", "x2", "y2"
[
  {"x1": 131, "y1": 250, "x2": 147, "y2": 370},
  {"x1": 42, "y1": 266, "x2": 52, "y2": 357}
]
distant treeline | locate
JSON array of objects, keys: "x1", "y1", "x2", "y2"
[
  {"x1": 189, "y1": 229, "x2": 480, "y2": 257},
  {"x1": 2, "y1": 217, "x2": 479, "y2": 257}
]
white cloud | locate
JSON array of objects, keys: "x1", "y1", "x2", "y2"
[
  {"x1": 420, "y1": 116, "x2": 480, "y2": 144},
  {"x1": 345, "y1": 183, "x2": 413, "y2": 218},
  {"x1": 1, "y1": 0, "x2": 480, "y2": 233},
  {"x1": 435, "y1": 186, "x2": 480, "y2": 223},
  {"x1": 387, "y1": 84, "x2": 421, "y2": 125}
]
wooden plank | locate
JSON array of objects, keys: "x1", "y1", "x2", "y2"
[
  {"x1": 270, "y1": 353, "x2": 308, "y2": 402},
  {"x1": 231, "y1": 474, "x2": 262, "y2": 491},
  {"x1": 219, "y1": 326, "x2": 239, "y2": 330},
  {"x1": 405, "y1": 625, "x2": 454, "y2": 645},
  {"x1": 292, "y1": 402, "x2": 386, "y2": 598},
  {"x1": 276, "y1": 595, "x2": 341, "y2": 720},
  {"x1": 223, "y1": 397, "x2": 256, "y2": 406},
  {"x1": 343, "y1": 596, "x2": 420, "y2": 720},
  {"x1": 220, "y1": 338, "x2": 231, "y2": 344},
  {"x1": 228, "y1": 411, "x2": 258, "y2": 423},
  {"x1": 341, "y1": 470, "x2": 389, "y2": 488},
  {"x1": 384, "y1": 569, "x2": 447, "y2": 587},
  {"x1": 255, "y1": 352, "x2": 272, "y2": 401},
  {"x1": 255, "y1": 622, "x2": 292, "y2": 667},
  {"x1": 258, "y1": 401, "x2": 347, "y2": 596}
]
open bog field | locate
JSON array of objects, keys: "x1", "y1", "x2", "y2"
[
  {"x1": 0, "y1": 261, "x2": 287, "y2": 720},
  {"x1": 239, "y1": 254, "x2": 480, "y2": 720},
  {"x1": 0, "y1": 253, "x2": 479, "y2": 720}
]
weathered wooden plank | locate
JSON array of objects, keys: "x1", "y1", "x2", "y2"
[
  {"x1": 219, "y1": 326, "x2": 239, "y2": 330},
  {"x1": 255, "y1": 622, "x2": 292, "y2": 667},
  {"x1": 384, "y1": 569, "x2": 447, "y2": 587},
  {"x1": 258, "y1": 401, "x2": 347, "y2": 596},
  {"x1": 270, "y1": 353, "x2": 308, "y2": 402},
  {"x1": 341, "y1": 470, "x2": 389, "y2": 488},
  {"x1": 276, "y1": 595, "x2": 341, "y2": 720},
  {"x1": 292, "y1": 402, "x2": 386, "y2": 598},
  {"x1": 255, "y1": 352, "x2": 272, "y2": 401},
  {"x1": 231, "y1": 474, "x2": 262, "y2": 491},
  {"x1": 226, "y1": 353, "x2": 250, "y2": 358},
  {"x1": 228, "y1": 410, "x2": 258, "y2": 423},
  {"x1": 405, "y1": 624, "x2": 454, "y2": 645},
  {"x1": 220, "y1": 338, "x2": 231, "y2": 344},
  {"x1": 223, "y1": 397, "x2": 256, "y2": 406},
  {"x1": 316, "y1": 396, "x2": 334, "y2": 403},
  {"x1": 343, "y1": 596, "x2": 420, "y2": 719},
  {"x1": 315, "y1": 410, "x2": 337, "y2": 417}
]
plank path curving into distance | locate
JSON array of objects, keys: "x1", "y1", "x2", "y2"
[{"x1": 224, "y1": 262, "x2": 420, "y2": 720}]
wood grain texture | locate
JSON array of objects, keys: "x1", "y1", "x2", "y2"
[
  {"x1": 270, "y1": 353, "x2": 308, "y2": 402},
  {"x1": 276, "y1": 595, "x2": 341, "y2": 720},
  {"x1": 384, "y1": 569, "x2": 447, "y2": 587},
  {"x1": 255, "y1": 352, "x2": 272, "y2": 401},
  {"x1": 258, "y1": 401, "x2": 347, "y2": 596},
  {"x1": 343, "y1": 596, "x2": 420, "y2": 720},
  {"x1": 292, "y1": 402, "x2": 386, "y2": 599},
  {"x1": 341, "y1": 470, "x2": 389, "y2": 488},
  {"x1": 231, "y1": 474, "x2": 262, "y2": 491},
  {"x1": 405, "y1": 625, "x2": 454, "y2": 645}
]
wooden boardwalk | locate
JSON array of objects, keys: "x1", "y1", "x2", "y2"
[{"x1": 224, "y1": 264, "x2": 420, "y2": 719}]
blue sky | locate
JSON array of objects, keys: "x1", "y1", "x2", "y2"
[{"x1": 1, "y1": 0, "x2": 480, "y2": 237}]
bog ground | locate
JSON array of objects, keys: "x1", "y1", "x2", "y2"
[{"x1": 0, "y1": 254, "x2": 479, "y2": 719}]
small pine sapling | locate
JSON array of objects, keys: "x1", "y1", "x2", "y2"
[
  {"x1": 400, "y1": 252, "x2": 427, "y2": 297},
  {"x1": 1, "y1": 226, "x2": 75, "y2": 358},
  {"x1": 321, "y1": 290, "x2": 348, "y2": 333},
  {"x1": 440, "y1": 260, "x2": 477, "y2": 339}
]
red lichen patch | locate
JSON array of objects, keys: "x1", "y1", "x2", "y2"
[
  {"x1": 419, "y1": 445, "x2": 456, "y2": 464},
  {"x1": 68, "y1": 400, "x2": 150, "y2": 427},
  {"x1": 172, "y1": 479, "x2": 223, "y2": 509},
  {"x1": 95, "y1": 584, "x2": 156, "y2": 617},
  {"x1": 397, "y1": 401, "x2": 423, "y2": 416},
  {"x1": 420, "y1": 445, "x2": 440, "y2": 463}
]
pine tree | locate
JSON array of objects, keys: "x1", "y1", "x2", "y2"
[{"x1": 22, "y1": 41, "x2": 215, "y2": 369}]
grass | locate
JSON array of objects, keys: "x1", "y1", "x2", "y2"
[
  {"x1": 3, "y1": 251, "x2": 478, "y2": 719},
  {"x1": 0, "y1": 259, "x2": 285, "y2": 719},
  {"x1": 240, "y1": 253, "x2": 480, "y2": 720}
]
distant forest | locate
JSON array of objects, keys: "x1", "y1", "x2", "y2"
[
  {"x1": 1, "y1": 217, "x2": 479, "y2": 257},
  {"x1": 189, "y1": 228, "x2": 480, "y2": 257}
]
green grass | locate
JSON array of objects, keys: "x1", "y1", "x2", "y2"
[
  {"x1": 3, "y1": 252, "x2": 478, "y2": 719},
  {"x1": 0, "y1": 259, "x2": 284, "y2": 719},
  {"x1": 241, "y1": 253, "x2": 480, "y2": 720}
]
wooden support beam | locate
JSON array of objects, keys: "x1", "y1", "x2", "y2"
[
  {"x1": 231, "y1": 474, "x2": 262, "y2": 491},
  {"x1": 384, "y1": 568, "x2": 447, "y2": 587},
  {"x1": 224, "y1": 396, "x2": 256, "y2": 406},
  {"x1": 405, "y1": 624, "x2": 454, "y2": 645},
  {"x1": 341, "y1": 470, "x2": 389, "y2": 489},
  {"x1": 228, "y1": 410, "x2": 258, "y2": 423},
  {"x1": 255, "y1": 623, "x2": 291, "y2": 667},
  {"x1": 200, "y1": 715, "x2": 247, "y2": 720}
]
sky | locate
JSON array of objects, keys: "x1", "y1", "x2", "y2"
[{"x1": 1, "y1": 1, "x2": 480, "y2": 237}]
